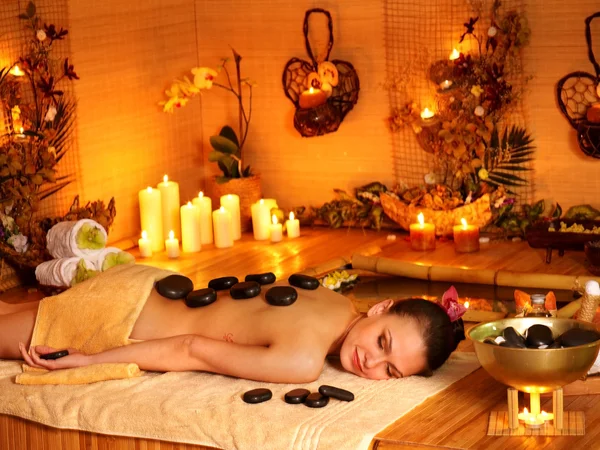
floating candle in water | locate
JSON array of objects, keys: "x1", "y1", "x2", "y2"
[
  {"x1": 449, "y1": 48, "x2": 460, "y2": 60},
  {"x1": 420, "y1": 108, "x2": 435, "y2": 120}
]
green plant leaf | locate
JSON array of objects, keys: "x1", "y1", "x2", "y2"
[
  {"x1": 493, "y1": 164, "x2": 532, "y2": 171},
  {"x1": 215, "y1": 176, "x2": 231, "y2": 184},
  {"x1": 217, "y1": 161, "x2": 231, "y2": 177},
  {"x1": 219, "y1": 125, "x2": 239, "y2": 147},
  {"x1": 210, "y1": 135, "x2": 239, "y2": 155},
  {"x1": 553, "y1": 203, "x2": 562, "y2": 219}
]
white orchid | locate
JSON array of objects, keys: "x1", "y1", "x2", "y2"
[
  {"x1": 7, "y1": 233, "x2": 28, "y2": 253},
  {"x1": 44, "y1": 106, "x2": 57, "y2": 122}
]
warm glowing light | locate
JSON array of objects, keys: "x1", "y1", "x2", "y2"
[
  {"x1": 259, "y1": 199, "x2": 264, "y2": 205},
  {"x1": 417, "y1": 212, "x2": 425, "y2": 226},
  {"x1": 289, "y1": 212, "x2": 295, "y2": 221},
  {"x1": 464, "y1": 301, "x2": 470, "y2": 309},
  {"x1": 461, "y1": 218, "x2": 468, "y2": 229},
  {"x1": 10, "y1": 65, "x2": 24, "y2": 76},
  {"x1": 168, "y1": 230, "x2": 175, "y2": 240},
  {"x1": 163, "y1": 174, "x2": 168, "y2": 183},
  {"x1": 146, "y1": 186, "x2": 152, "y2": 193},
  {"x1": 219, "y1": 206, "x2": 226, "y2": 213},
  {"x1": 187, "y1": 201, "x2": 192, "y2": 207},
  {"x1": 524, "y1": 408, "x2": 528, "y2": 414},
  {"x1": 308, "y1": 86, "x2": 315, "y2": 94},
  {"x1": 198, "y1": 191, "x2": 204, "y2": 198},
  {"x1": 440, "y1": 79, "x2": 453, "y2": 89},
  {"x1": 449, "y1": 48, "x2": 460, "y2": 60},
  {"x1": 19, "y1": 127, "x2": 24, "y2": 134},
  {"x1": 141, "y1": 230, "x2": 148, "y2": 239},
  {"x1": 272, "y1": 214, "x2": 278, "y2": 225},
  {"x1": 420, "y1": 108, "x2": 434, "y2": 119}
]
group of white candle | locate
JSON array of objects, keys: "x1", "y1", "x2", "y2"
[{"x1": 138, "y1": 175, "x2": 301, "y2": 259}]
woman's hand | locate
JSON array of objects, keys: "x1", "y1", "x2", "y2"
[{"x1": 19, "y1": 342, "x2": 92, "y2": 370}]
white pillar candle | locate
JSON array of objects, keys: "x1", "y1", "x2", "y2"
[
  {"x1": 157, "y1": 175, "x2": 181, "y2": 241},
  {"x1": 270, "y1": 214, "x2": 283, "y2": 243},
  {"x1": 220, "y1": 194, "x2": 241, "y2": 240},
  {"x1": 192, "y1": 191, "x2": 213, "y2": 244},
  {"x1": 286, "y1": 212, "x2": 300, "y2": 239},
  {"x1": 138, "y1": 230, "x2": 153, "y2": 258},
  {"x1": 180, "y1": 201, "x2": 201, "y2": 253},
  {"x1": 138, "y1": 186, "x2": 164, "y2": 252},
  {"x1": 212, "y1": 206, "x2": 234, "y2": 248},
  {"x1": 165, "y1": 230, "x2": 180, "y2": 258},
  {"x1": 251, "y1": 199, "x2": 271, "y2": 240},
  {"x1": 262, "y1": 198, "x2": 278, "y2": 212}
]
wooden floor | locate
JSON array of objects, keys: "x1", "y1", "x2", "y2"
[{"x1": 1, "y1": 227, "x2": 599, "y2": 450}]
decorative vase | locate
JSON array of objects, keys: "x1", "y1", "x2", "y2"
[{"x1": 207, "y1": 174, "x2": 262, "y2": 232}]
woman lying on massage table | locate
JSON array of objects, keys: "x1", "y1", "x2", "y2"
[{"x1": 2, "y1": 270, "x2": 465, "y2": 384}]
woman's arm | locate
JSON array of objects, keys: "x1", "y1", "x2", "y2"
[{"x1": 21, "y1": 334, "x2": 325, "y2": 383}]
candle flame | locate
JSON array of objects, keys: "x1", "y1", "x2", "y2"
[
  {"x1": 187, "y1": 201, "x2": 192, "y2": 207},
  {"x1": 169, "y1": 230, "x2": 174, "y2": 239},
  {"x1": 289, "y1": 212, "x2": 295, "y2": 220},
  {"x1": 198, "y1": 191, "x2": 204, "y2": 198},
  {"x1": 541, "y1": 411, "x2": 547, "y2": 416},
  {"x1": 461, "y1": 217, "x2": 467, "y2": 229},
  {"x1": 417, "y1": 212, "x2": 424, "y2": 226},
  {"x1": 141, "y1": 230, "x2": 148, "y2": 239},
  {"x1": 146, "y1": 186, "x2": 152, "y2": 193},
  {"x1": 163, "y1": 174, "x2": 168, "y2": 183},
  {"x1": 464, "y1": 301, "x2": 470, "y2": 309},
  {"x1": 420, "y1": 108, "x2": 434, "y2": 119},
  {"x1": 10, "y1": 65, "x2": 24, "y2": 76},
  {"x1": 272, "y1": 214, "x2": 278, "y2": 225},
  {"x1": 523, "y1": 407, "x2": 528, "y2": 414},
  {"x1": 259, "y1": 199, "x2": 264, "y2": 205},
  {"x1": 308, "y1": 86, "x2": 315, "y2": 94},
  {"x1": 220, "y1": 206, "x2": 226, "y2": 212},
  {"x1": 449, "y1": 48, "x2": 460, "y2": 60},
  {"x1": 19, "y1": 127, "x2": 24, "y2": 134}
]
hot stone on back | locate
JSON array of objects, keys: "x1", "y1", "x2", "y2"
[
  {"x1": 230, "y1": 281, "x2": 261, "y2": 299},
  {"x1": 288, "y1": 273, "x2": 320, "y2": 290},
  {"x1": 265, "y1": 286, "x2": 298, "y2": 306},
  {"x1": 245, "y1": 272, "x2": 276, "y2": 285},
  {"x1": 156, "y1": 275, "x2": 194, "y2": 299},
  {"x1": 208, "y1": 276, "x2": 239, "y2": 291}
]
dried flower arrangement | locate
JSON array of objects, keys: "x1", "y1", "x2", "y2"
[
  {"x1": 161, "y1": 49, "x2": 256, "y2": 183},
  {"x1": 388, "y1": 1, "x2": 533, "y2": 209},
  {"x1": 0, "y1": 2, "x2": 116, "y2": 273}
]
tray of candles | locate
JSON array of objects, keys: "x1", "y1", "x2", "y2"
[{"x1": 526, "y1": 219, "x2": 600, "y2": 263}]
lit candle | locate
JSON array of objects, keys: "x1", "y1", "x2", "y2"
[
  {"x1": 138, "y1": 230, "x2": 152, "y2": 258},
  {"x1": 420, "y1": 108, "x2": 435, "y2": 120},
  {"x1": 192, "y1": 192, "x2": 213, "y2": 245},
  {"x1": 157, "y1": 175, "x2": 181, "y2": 241},
  {"x1": 439, "y1": 79, "x2": 453, "y2": 90},
  {"x1": 165, "y1": 230, "x2": 180, "y2": 259},
  {"x1": 449, "y1": 48, "x2": 460, "y2": 60},
  {"x1": 180, "y1": 201, "x2": 201, "y2": 253},
  {"x1": 251, "y1": 199, "x2": 271, "y2": 240},
  {"x1": 464, "y1": 301, "x2": 470, "y2": 309},
  {"x1": 409, "y1": 212, "x2": 436, "y2": 251},
  {"x1": 270, "y1": 215, "x2": 283, "y2": 243},
  {"x1": 286, "y1": 212, "x2": 300, "y2": 239},
  {"x1": 212, "y1": 206, "x2": 234, "y2": 249},
  {"x1": 220, "y1": 194, "x2": 241, "y2": 240},
  {"x1": 453, "y1": 218, "x2": 480, "y2": 253},
  {"x1": 298, "y1": 86, "x2": 328, "y2": 109},
  {"x1": 9, "y1": 65, "x2": 24, "y2": 77},
  {"x1": 138, "y1": 186, "x2": 164, "y2": 252}
]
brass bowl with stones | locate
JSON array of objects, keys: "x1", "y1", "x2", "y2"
[{"x1": 468, "y1": 317, "x2": 600, "y2": 393}]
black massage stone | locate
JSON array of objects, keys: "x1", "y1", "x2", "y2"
[
  {"x1": 230, "y1": 281, "x2": 261, "y2": 299},
  {"x1": 483, "y1": 337, "x2": 499, "y2": 346},
  {"x1": 208, "y1": 276, "x2": 239, "y2": 291},
  {"x1": 185, "y1": 288, "x2": 217, "y2": 308},
  {"x1": 242, "y1": 388, "x2": 272, "y2": 404},
  {"x1": 501, "y1": 327, "x2": 527, "y2": 348},
  {"x1": 40, "y1": 350, "x2": 69, "y2": 360},
  {"x1": 547, "y1": 340, "x2": 563, "y2": 349},
  {"x1": 319, "y1": 385, "x2": 354, "y2": 402},
  {"x1": 559, "y1": 328, "x2": 600, "y2": 347},
  {"x1": 245, "y1": 272, "x2": 276, "y2": 285},
  {"x1": 156, "y1": 275, "x2": 194, "y2": 299},
  {"x1": 525, "y1": 324, "x2": 554, "y2": 348},
  {"x1": 288, "y1": 273, "x2": 320, "y2": 290},
  {"x1": 304, "y1": 392, "x2": 329, "y2": 408},
  {"x1": 265, "y1": 286, "x2": 298, "y2": 307},
  {"x1": 284, "y1": 388, "x2": 311, "y2": 404}
]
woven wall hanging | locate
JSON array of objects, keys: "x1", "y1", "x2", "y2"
[
  {"x1": 282, "y1": 8, "x2": 360, "y2": 138},
  {"x1": 556, "y1": 12, "x2": 600, "y2": 159}
]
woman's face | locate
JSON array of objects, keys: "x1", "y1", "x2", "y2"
[{"x1": 340, "y1": 300, "x2": 427, "y2": 380}]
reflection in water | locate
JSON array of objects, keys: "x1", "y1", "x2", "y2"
[{"x1": 346, "y1": 276, "x2": 579, "y2": 314}]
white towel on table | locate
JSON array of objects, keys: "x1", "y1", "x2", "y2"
[
  {"x1": 46, "y1": 219, "x2": 107, "y2": 259},
  {"x1": 35, "y1": 257, "x2": 96, "y2": 287},
  {"x1": 90, "y1": 247, "x2": 134, "y2": 271}
]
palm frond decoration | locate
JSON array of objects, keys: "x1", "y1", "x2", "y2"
[{"x1": 483, "y1": 125, "x2": 534, "y2": 188}]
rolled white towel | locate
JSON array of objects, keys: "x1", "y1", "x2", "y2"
[
  {"x1": 90, "y1": 247, "x2": 135, "y2": 271},
  {"x1": 46, "y1": 219, "x2": 108, "y2": 259},
  {"x1": 35, "y1": 258, "x2": 97, "y2": 287}
]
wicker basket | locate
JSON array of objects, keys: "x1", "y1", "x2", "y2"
[
  {"x1": 380, "y1": 192, "x2": 493, "y2": 237},
  {"x1": 206, "y1": 174, "x2": 262, "y2": 232}
]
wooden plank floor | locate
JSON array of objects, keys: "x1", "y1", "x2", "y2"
[{"x1": 1, "y1": 227, "x2": 598, "y2": 450}]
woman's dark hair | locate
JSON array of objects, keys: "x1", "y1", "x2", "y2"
[{"x1": 389, "y1": 298, "x2": 465, "y2": 376}]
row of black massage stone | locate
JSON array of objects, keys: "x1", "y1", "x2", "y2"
[
  {"x1": 242, "y1": 385, "x2": 355, "y2": 407},
  {"x1": 155, "y1": 272, "x2": 321, "y2": 308},
  {"x1": 484, "y1": 324, "x2": 600, "y2": 349}
]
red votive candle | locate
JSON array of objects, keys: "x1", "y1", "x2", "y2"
[
  {"x1": 410, "y1": 212, "x2": 436, "y2": 251},
  {"x1": 453, "y1": 218, "x2": 480, "y2": 253}
]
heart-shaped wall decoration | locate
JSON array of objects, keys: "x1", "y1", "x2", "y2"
[
  {"x1": 282, "y1": 8, "x2": 360, "y2": 138},
  {"x1": 556, "y1": 12, "x2": 600, "y2": 158}
]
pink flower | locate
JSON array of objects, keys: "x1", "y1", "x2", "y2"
[{"x1": 441, "y1": 286, "x2": 467, "y2": 322}]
